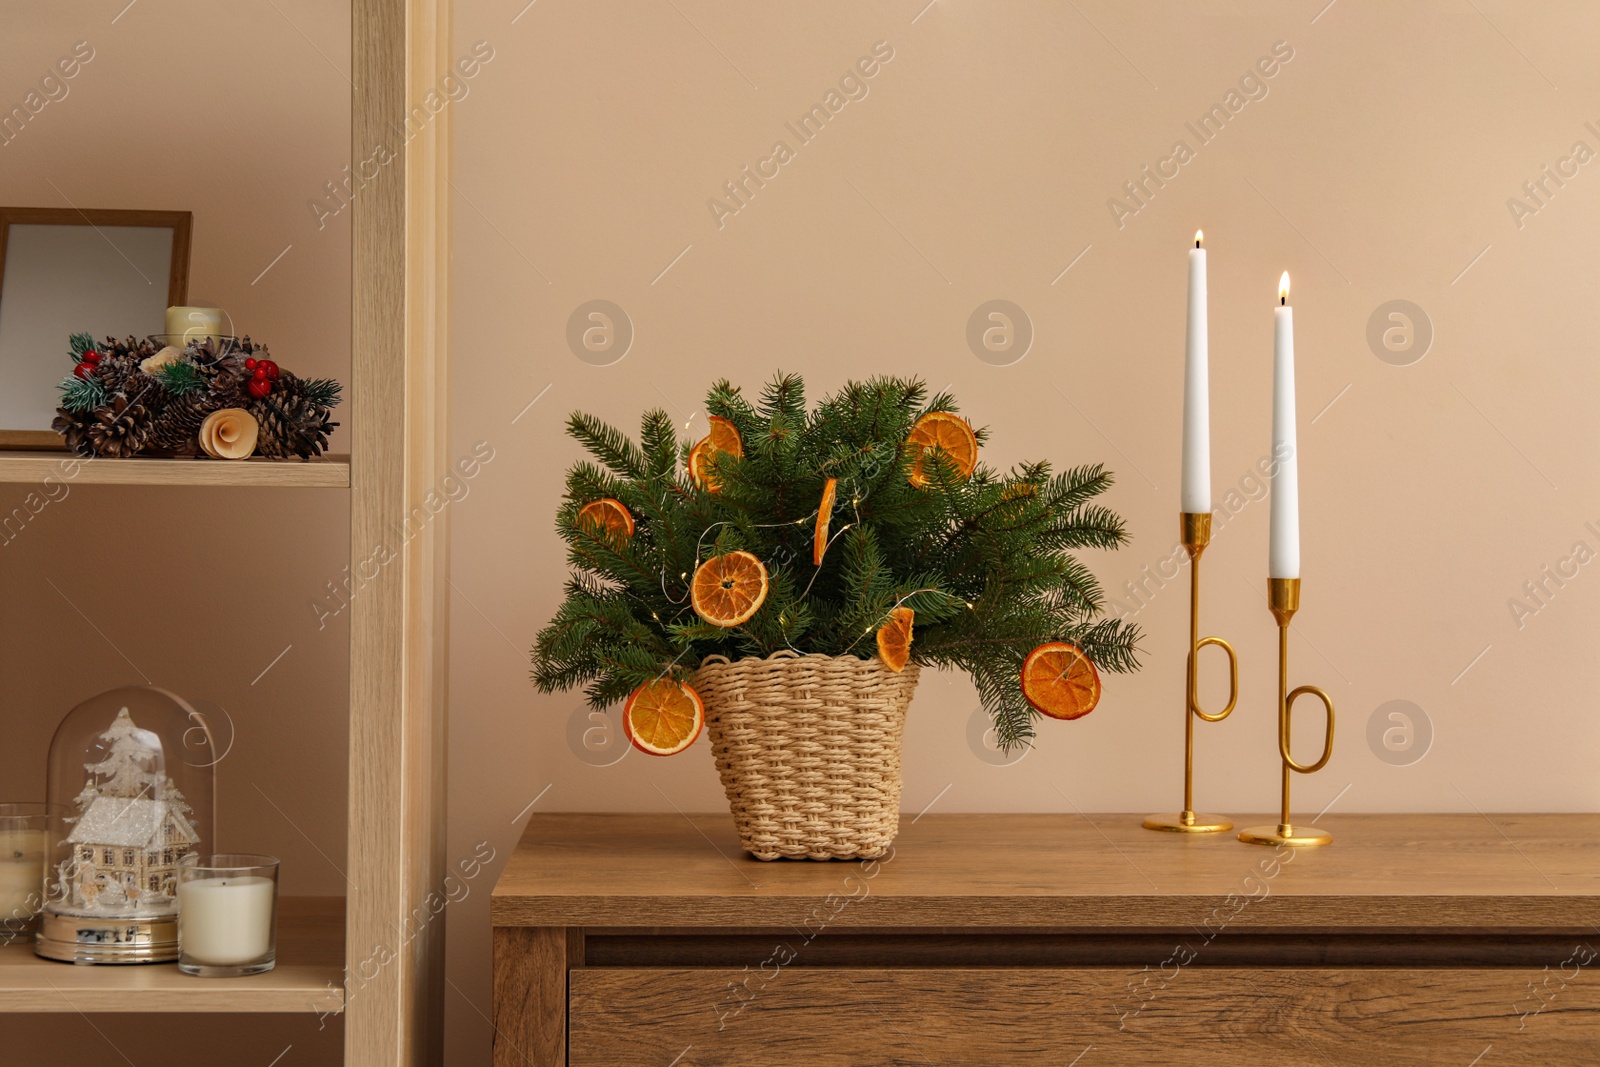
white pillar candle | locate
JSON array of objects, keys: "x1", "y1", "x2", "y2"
[
  {"x1": 178, "y1": 875, "x2": 275, "y2": 965},
  {"x1": 0, "y1": 830, "x2": 45, "y2": 922},
  {"x1": 165, "y1": 306, "x2": 225, "y2": 346},
  {"x1": 1181, "y1": 231, "x2": 1211, "y2": 514},
  {"x1": 1269, "y1": 272, "x2": 1300, "y2": 579}
]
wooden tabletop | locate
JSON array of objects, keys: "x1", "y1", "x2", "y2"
[{"x1": 491, "y1": 813, "x2": 1600, "y2": 930}]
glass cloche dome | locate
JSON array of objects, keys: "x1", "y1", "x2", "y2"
[{"x1": 36, "y1": 687, "x2": 216, "y2": 964}]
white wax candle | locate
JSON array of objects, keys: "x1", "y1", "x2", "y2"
[
  {"x1": 165, "y1": 306, "x2": 225, "y2": 346},
  {"x1": 0, "y1": 830, "x2": 45, "y2": 922},
  {"x1": 178, "y1": 876, "x2": 275, "y2": 965},
  {"x1": 1181, "y1": 231, "x2": 1211, "y2": 513},
  {"x1": 1269, "y1": 272, "x2": 1300, "y2": 579}
]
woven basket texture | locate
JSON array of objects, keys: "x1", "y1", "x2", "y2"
[{"x1": 694, "y1": 650, "x2": 920, "y2": 861}]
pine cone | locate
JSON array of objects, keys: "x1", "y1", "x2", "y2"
[
  {"x1": 93, "y1": 352, "x2": 148, "y2": 400},
  {"x1": 207, "y1": 354, "x2": 252, "y2": 403},
  {"x1": 51, "y1": 409, "x2": 96, "y2": 456},
  {"x1": 86, "y1": 396, "x2": 155, "y2": 458},
  {"x1": 272, "y1": 372, "x2": 307, "y2": 401},
  {"x1": 146, "y1": 393, "x2": 210, "y2": 456},
  {"x1": 249, "y1": 392, "x2": 336, "y2": 459}
]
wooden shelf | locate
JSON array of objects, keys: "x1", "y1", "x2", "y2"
[
  {"x1": 0, "y1": 452, "x2": 350, "y2": 487},
  {"x1": 0, "y1": 896, "x2": 344, "y2": 1013}
]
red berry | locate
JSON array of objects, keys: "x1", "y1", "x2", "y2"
[
  {"x1": 248, "y1": 379, "x2": 271, "y2": 399},
  {"x1": 73, "y1": 362, "x2": 96, "y2": 379},
  {"x1": 81, "y1": 350, "x2": 102, "y2": 364},
  {"x1": 245, "y1": 357, "x2": 257, "y2": 370},
  {"x1": 253, "y1": 367, "x2": 268, "y2": 381},
  {"x1": 262, "y1": 360, "x2": 279, "y2": 379}
]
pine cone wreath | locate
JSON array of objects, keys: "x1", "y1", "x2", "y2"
[
  {"x1": 53, "y1": 329, "x2": 340, "y2": 459},
  {"x1": 86, "y1": 396, "x2": 155, "y2": 458}
]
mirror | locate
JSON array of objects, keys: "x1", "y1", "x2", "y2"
[{"x1": 0, "y1": 207, "x2": 192, "y2": 450}]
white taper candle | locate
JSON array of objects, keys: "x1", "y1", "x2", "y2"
[
  {"x1": 1269, "y1": 272, "x2": 1300, "y2": 579},
  {"x1": 1181, "y1": 231, "x2": 1211, "y2": 513}
]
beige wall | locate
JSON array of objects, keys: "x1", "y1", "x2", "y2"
[
  {"x1": 2, "y1": 3, "x2": 349, "y2": 1063},
  {"x1": 446, "y1": 0, "x2": 1600, "y2": 1061}
]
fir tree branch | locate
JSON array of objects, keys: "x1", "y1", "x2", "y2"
[{"x1": 568, "y1": 411, "x2": 649, "y2": 479}]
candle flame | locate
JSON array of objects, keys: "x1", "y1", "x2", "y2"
[
  {"x1": 1278, "y1": 271, "x2": 1291, "y2": 304},
  {"x1": 1194, "y1": 230, "x2": 1203, "y2": 248}
]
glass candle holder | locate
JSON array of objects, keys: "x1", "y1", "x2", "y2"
[
  {"x1": 0, "y1": 804, "x2": 49, "y2": 941},
  {"x1": 177, "y1": 854, "x2": 278, "y2": 977}
]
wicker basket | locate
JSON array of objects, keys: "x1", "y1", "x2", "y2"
[{"x1": 694, "y1": 650, "x2": 921, "y2": 861}]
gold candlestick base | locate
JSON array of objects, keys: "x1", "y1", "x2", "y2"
[
  {"x1": 1144, "y1": 512, "x2": 1238, "y2": 835},
  {"x1": 1237, "y1": 822, "x2": 1333, "y2": 847},
  {"x1": 1239, "y1": 577, "x2": 1335, "y2": 849},
  {"x1": 1143, "y1": 811, "x2": 1233, "y2": 834}
]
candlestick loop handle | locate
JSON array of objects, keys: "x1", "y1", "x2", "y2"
[
  {"x1": 1281, "y1": 684, "x2": 1334, "y2": 774},
  {"x1": 1188, "y1": 635, "x2": 1238, "y2": 723}
]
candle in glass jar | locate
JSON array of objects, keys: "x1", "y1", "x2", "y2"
[
  {"x1": 165, "y1": 306, "x2": 225, "y2": 346},
  {"x1": 1269, "y1": 272, "x2": 1300, "y2": 579},
  {"x1": 1181, "y1": 230, "x2": 1211, "y2": 514},
  {"x1": 0, "y1": 829, "x2": 45, "y2": 924},
  {"x1": 178, "y1": 876, "x2": 275, "y2": 964}
]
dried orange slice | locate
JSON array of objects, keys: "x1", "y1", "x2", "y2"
[
  {"x1": 1021, "y1": 641, "x2": 1102, "y2": 720},
  {"x1": 876, "y1": 606, "x2": 914, "y2": 672},
  {"x1": 906, "y1": 411, "x2": 978, "y2": 488},
  {"x1": 688, "y1": 417, "x2": 744, "y2": 493},
  {"x1": 687, "y1": 439, "x2": 717, "y2": 491},
  {"x1": 813, "y1": 477, "x2": 838, "y2": 567},
  {"x1": 706, "y1": 415, "x2": 743, "y2": 457},
  {"x1": 622, "y1": 679, "x2": 705, "y2": 756},
  {"x1": 576, "y1": 498, "x2": 634, "y2": 543},
  {"x1": 690, "y1": 551, "x2": 769, "y2": 627}
]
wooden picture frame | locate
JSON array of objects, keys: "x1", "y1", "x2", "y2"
[{"x1": 0, "y1": 207, "x2": 192, "y2": 450}]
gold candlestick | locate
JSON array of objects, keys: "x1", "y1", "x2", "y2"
[
  {"x1": 1144, "y1": 513, "x2": 1238, "y2": 834},
  {"x1": 1238, "y1": 578, "x2": 1336, "y2": 847}
]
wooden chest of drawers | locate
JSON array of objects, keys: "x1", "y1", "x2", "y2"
[{"x1": 491, "y1": 813, "x2": 1600, "y2": 1065}]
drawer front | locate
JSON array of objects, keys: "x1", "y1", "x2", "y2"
[{"x1": 570, "y1": 966, "x2": 1600, "y2": 1066}]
